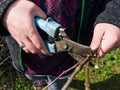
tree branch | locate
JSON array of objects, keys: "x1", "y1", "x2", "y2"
[
  {"x1": 42, "y1": 62, "x2": 80, "y2": 90},
  {"x1": 61, "y1": 55, "x2": 91, "y2": 90}
]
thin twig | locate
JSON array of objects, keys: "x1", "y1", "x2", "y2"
[
  {"x1": 61, "y1": 55, "x2": 91, "y2": 90},
  {"x1": 85, "y1": 61, "x2": 91, "y2": 90},
  {"x1": 95, "y1": 42, "x2": 101, "y2": 68},
  {"x1": 0, "y1": 56, "x2": 10, "y2": 66},
  {"x1": 42, "y1": 62, "x2": 80, "y2": 90}
]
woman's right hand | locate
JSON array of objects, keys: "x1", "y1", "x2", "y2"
[{"x1": 3, "y1": 0, "x2": 50, "y2": 55}]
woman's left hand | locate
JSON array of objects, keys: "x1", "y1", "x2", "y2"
[{"x1": 90, "y1": 23, "x2": 120, "y2": 58}]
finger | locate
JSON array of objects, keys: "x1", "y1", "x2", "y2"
[
  {"x1": 22, "y1": 47, "x2": 30, "y2": 53},
  {"x1": 98, "y1": 38, "x2": 113, "y2": 58},
  {"x1": 17, "y1": 41, "x2": 30, "y2": 53},
  {"x1": 99, "y1": 32, "x2": 118, "y2": 58},
  {"x1": 33, "y1": 5, "x2": 47, "y2": 19},
  {"x1": 22, "y1": 36, "x2": 40, "y2": 54},
  {"x1": 18, "y1": 41, "x2": 25, "y2": 48},
  {"x1": 37, "y1": 50, "x2": 52, "y2": 56},
  {"x1": 29, "y1": 32, "x2": 50, "y2": 55},
  {"x1": 28, "y1": 20, "x2": 51, "y2": 55},
  {"x1": 90, "y1": 25, "x2": 105, "y2": 52}
]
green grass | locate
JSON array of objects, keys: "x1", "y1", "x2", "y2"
[{"x1": 69, "y1": 48, "x2": 120, "y2": 90}]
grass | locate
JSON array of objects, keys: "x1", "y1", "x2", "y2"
[
  {"x1": 69, "y1": 48, "x2": 120, "y2": 90},
  {"x1": 0, "y1": 37, "x2": 120, "y2": 90}
]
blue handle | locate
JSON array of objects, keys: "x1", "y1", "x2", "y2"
[
  {"x1": 35, "y1": 17, "x2": 61, "y2": 38},
  {"x1": 35, "y1": 17, "x2": 61, "y2": 53}
]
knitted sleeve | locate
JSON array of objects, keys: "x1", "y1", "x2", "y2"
[
  {"x1": 95, "y1": 0, "x2": 120, "y2": 28},
  {"x1": 0, "y1": 0, "x2": 14, "y2": 36}
]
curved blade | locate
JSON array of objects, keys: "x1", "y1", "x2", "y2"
[{"x1": 63, "y1": 38, "x2": 92, "y2": 59}]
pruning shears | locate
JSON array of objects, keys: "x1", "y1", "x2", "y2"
[
  {"x1": 19, "y1": 17, "x2": 93, "y2": 71},
  {"x1": 35, "y1": 17, "x2": 92, "y2": 61}
]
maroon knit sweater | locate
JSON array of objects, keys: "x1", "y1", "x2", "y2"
[{"x1": 23, "y1": 0, "x2": 79, "y2": 77}]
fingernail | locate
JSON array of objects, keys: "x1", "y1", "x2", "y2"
[
  {"x1": 40, "y1": 49, "x2": 52, "y2": 56},
  {"x1": 91, "y1": 45, "x2": 98, "y2": 50}
]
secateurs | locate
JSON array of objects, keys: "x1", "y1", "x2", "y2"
[{"x1": 35, "y1": 17, "x2": 92, "y2": 62}]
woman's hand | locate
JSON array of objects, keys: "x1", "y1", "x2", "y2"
[
  {"x1": 90, "y1": 23, "x2": 120, "y2": 58},
  {"x1": 3, "y1": 0, "x2": 50, "y2": 55}
]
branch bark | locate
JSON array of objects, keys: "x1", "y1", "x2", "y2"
[
  {"x1": 42, "y1": 62, "x2": 80, "y2": 90},
  {"x1": 62, "y1": 55, "x2": 91, "y2": 90},
  {"x1": 85, "y1": 61, "x2": 91, "y2": 90}
]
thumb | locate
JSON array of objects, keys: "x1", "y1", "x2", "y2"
[{"x1": 34, "y1": 5, "x2": 47, "y2": 19}]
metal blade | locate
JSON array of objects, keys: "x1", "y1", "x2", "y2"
[
  {"x1": 55, "y1": 38, "x2": 92, "y2": 61},
  {"x1": 62, "y1": 38, "x2": 92, "y2": 57},
  {"x1": 68, "y1": 52, "x2": 85, "y2": 62}
]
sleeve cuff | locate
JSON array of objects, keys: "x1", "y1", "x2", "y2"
[
  {"x1": 0, "y1": 0, "x2": 14, "y2": 36},
  {"x1": 94, "y1": 0, "x2": 120, "y2": 28}
]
